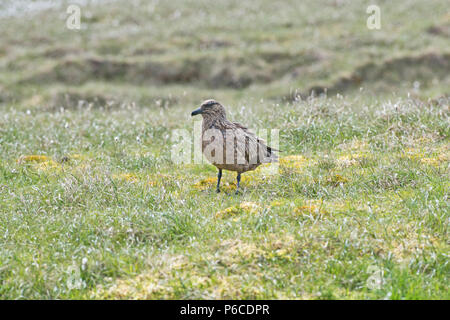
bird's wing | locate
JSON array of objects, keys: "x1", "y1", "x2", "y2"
[
  {"x1": 232, "y1": 122, "x2": 252, "y2": 133},
  {"x1": 234, "y1": 122, "x2": 279, "y2": 161},
  {"x1": 208, "y1": 121, "x2": 253, "y2": 165},
  {"x1": 234, "y1": 121, "x2": 279, "y2": 152},
  {"x1": 218, "y1": 121, "x2": 278, "y2": 164}
]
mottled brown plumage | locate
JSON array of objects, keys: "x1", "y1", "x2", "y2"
[{"x1": 191, "y1": 99, "x2": 278, "y2": 194}]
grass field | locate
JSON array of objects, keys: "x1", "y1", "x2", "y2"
[{"x1": 0, "y1": 0, "x2": 448, "y2": 299}]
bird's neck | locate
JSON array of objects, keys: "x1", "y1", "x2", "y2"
[{"x1": 202, "y1": 115, "x2": 225, "y2": 130}]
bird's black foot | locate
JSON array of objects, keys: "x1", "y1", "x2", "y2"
[
  {"x1": 235, "y1": 173, "x2": 241, "y2": 195},
  {"x1": 216, "y1": 169, "x2": 222, "y2": 194}
]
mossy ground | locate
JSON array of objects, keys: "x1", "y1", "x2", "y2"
[{"x1": 0, "y1": 0, "x2": 448, "y2": 299}]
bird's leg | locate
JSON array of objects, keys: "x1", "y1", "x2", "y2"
[
  {"x1": 235, "y1": 173, "x2": 241, "y2": 195},
  {"x1": 216, "y1": 169, "x2": 222, "y2": 193}
]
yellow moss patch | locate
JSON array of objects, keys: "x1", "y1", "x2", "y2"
[
  {"x1": 335, "y1": 138, "x2": 371, "y2": 167},
  {"x1": 243, "y1": 234, "x2": 298, "y2": 263},
  {"x1": 402, "y1": 144, "x2": 449, "y2": 166},
  {"x1": 192, "y1": 164, "x2": 277, "y2": 192},
  {"x1": 294, "y1": 204, "x2": 326, "y2": 215},
  {"x1": 387, "y1": 224, "x2": 442, "y2": 264},
  {"x1": 113, "y1": 173, "x2": 139, "y2": 182},
  {"x1": 420, "y1": 157, "x2": 438, "y2": 166},
  {"x1": 420, "y1": 153, "x2": 449, "y2": 166},
  {"x1": 210, "y1": 274, "x2": 251, "y2": 299},
  {"x1": 192, "y1": 177, "x2": 216, "y2": 190},
  {"x1": 291, "y1": 199, "x2": 328, "y2": 216},
  {"x1": 98, "y1": 273, "x2": 173, "y2": 299},
  {"x1": 35, "y1": 160, "x2": 60, "y2": 172},
  {"x1": 17, "y1": 155, "x2": 62, "y2": 172},
  {"x1": 17, "y1": 155, "x2": 50, "y2": 163},
  {"x1": 220, "y1": 239, "x2": 262, "y2": 261},
  {"x1": 403, "y1": 147, "x2": 425, "y2": 160},
  {"x1": 215, "y1": 206, "x2": 241, "y2": 218},
  {"x1": 337, "y1": 154, "x2": 368, "y2": 167},
  {"x1": 93, "y1": 236, "x2": 305, "y2": 299},
  {"x1": 215, "y1": 202, "x2": 262, "y2": 218},
  {"x1": 69, "y1": 154, "x2": 88, "y2": 161},
  {"x1": 221, "y1": 182, "x2": 239, "y2": 192},
  {"x1": 240, "y1": 173, "x2": 260, "y2": 185},
  {"x1": 95, "y1": 254, "x2": 189, "y2": 299},
  {"x1": 264, "y1": 234, "x2": 296, "y2": 250},
  {"x1": 279, "y1": 155, "x2": 309, "y2": 172},
  {"x1": 269, "y1": 198, "x2": 290, "y2": 207},
  {"x1": 193, "y1": 177, "x2": 240, "y2": 192},
  {"x1": 279, "y1": 155, "x2": 308, "y2": 167},
  {"x1": 326, "y1": 174, "x2": 348, "y2": 186},
  {"x1": 239, "y1": 201, "x2": 261, "y2": 213}
]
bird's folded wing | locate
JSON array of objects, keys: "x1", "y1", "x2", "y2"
[
  {"x1": 233, "y1": 121, "x2": 279, "y2": 152},
  {"x1": 212, "y1": 120, "x2": 278, "y2": 165}
]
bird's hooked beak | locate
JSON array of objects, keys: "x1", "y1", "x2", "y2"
[{"x1": 191, "y1": 107, "x2": 202, "y2": 116}]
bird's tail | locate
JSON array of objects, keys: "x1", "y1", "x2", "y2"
[{"x1": 261, "y1": 146, "x2": 279, "y2": 163}]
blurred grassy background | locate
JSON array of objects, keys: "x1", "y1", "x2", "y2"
[
  {"x1": 0, "y1": 0, "x2": 449, "y2": 109},
  {"x1": 0, "y1": 0, "x2": 448, "y2": 300}
]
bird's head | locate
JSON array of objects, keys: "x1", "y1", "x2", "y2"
[{"x1": 191, "y1": 99, "x2": 226, "y2": 119}]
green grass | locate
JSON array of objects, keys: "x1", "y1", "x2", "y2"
[{"x1": 0, "y1": 0, "x2": 449, "y2": 299}]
